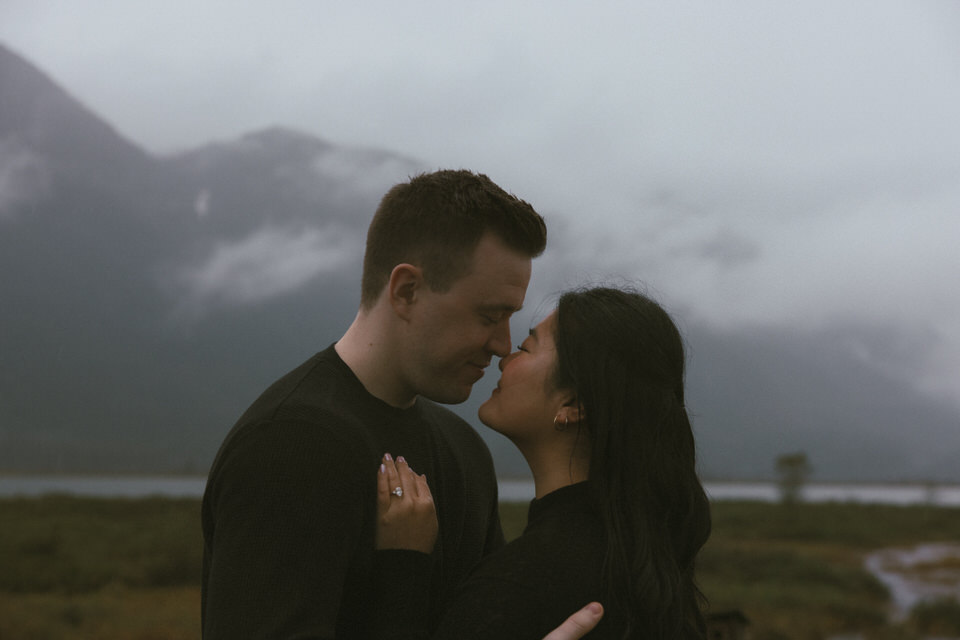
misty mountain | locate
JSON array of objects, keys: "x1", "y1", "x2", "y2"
[
  {"x1": 1, "y1": 42, "x2": 957, "y2": 482},
  {"x1": 685, "y1": 322, "x2": 960, "y2": 482},
  {"x1": 0, "y1": 42, "x2": 420, "y2": 473}
]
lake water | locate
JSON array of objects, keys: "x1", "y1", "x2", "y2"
[
  {"x1": 2, "y1": 475, "x2": 960, "y2": 506},
  {"x1": 865, "y1": 543, "x2": 960, "y2": 621}
]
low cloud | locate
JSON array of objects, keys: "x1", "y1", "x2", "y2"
[
  {"x1": 311, "y1": 147, "x2": 424, "y2": 197},
  {"x1": 695, "y1": 228, "x2": 762, "y2": 269},
  {"x1": 175, "y1": 224, "x2": 354, "y2": 317},
  {"x1": 193, "y1": 188, "x2": 210, "y2": 218},
  {"x1": 0, "y1": 138, "x2": 49, "y2": 218}
]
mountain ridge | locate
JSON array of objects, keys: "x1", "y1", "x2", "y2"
[{"x1": 2, "y1": 42, "x2": 957, "y2": 482}]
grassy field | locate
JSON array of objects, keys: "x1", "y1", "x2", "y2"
[
  {"x1": 700, "y1": 501, "x2": 960, "y2": 640},
  {"x1": 0, "y1": 496, "x2": 202, "y2": 640},
  {"x1": 2, "y1": 496, "x2": 960, "y2": 639}
]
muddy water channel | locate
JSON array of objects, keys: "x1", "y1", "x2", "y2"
[{"x1": 864, "y1": 543, "x2": 960, "y2": 621}]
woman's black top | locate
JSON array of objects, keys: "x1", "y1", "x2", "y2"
[{"x1": 376, "y1": 481, "x2": 614, "y2": 639}]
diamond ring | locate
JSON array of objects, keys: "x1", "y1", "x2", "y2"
[{"x1": 392, "y1": 486, "x2": 403, "y2": 498}]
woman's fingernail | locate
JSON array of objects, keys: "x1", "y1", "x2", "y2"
[
  {"x1": 380, "y1": 463, "x2": 386, "y2": 474},
  {"x1": 397, "y1": 455, "x2": 406, "y2": 464},
  {"x1": 384, "y1": 453, "x2": 392, "y2": 462}
]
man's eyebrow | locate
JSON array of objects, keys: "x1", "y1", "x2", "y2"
[{"x1": 479, "y1": 303, "x2": 523, "y2": 313}]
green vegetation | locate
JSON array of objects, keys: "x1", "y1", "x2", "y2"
[
  {"x1": 0, "y1": 495, "x2": 202, "y2": 639},
  {"x1": 0, "y1": 496, "x2": 202, "y2": 593},
  {"x1": 2, "y1": 496, "x2": 960, "y2": 639},
  {"x1": 504, "y1": 499, "x2": 960, "y2": 640},
  {"x1": 909, "y1": 597, "x2": 960, "y2": 637}
]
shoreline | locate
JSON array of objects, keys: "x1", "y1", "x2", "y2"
[{"x1": 3, "y1": 474, "x2": 960, "y2": 505}]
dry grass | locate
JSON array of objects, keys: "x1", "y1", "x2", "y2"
[
  {"x1": 2, "y1": 496, "x2": 960, "y2": 639},
  {"x1": 0, "y1": 587, "x2": 199, "y2": 640}
]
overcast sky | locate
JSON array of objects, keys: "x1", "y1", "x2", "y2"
[{"x1": 2, "y1": 1, "x2": 959, "y2": 409}]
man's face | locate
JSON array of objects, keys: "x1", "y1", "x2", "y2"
[{"x1": 402, "y1": 233, "x2": 532, "y2": 404}]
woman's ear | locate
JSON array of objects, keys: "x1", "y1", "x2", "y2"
[
  {"x1": 558, "y1": 396, "x2": 585, "y2": 426},
  {"x1": 388, "y1": 264, "x2": 422, "y2": 320}
]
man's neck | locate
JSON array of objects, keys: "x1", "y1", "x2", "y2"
[{"x1": 335, "y1": 310, "x2": 417, "y2": 409}]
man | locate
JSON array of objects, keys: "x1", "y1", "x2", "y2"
[{"x1": 202, "y1": 170, "x2": 600, "y2": 639}]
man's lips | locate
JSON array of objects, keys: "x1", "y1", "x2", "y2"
[{"x1": 466, "y1": 362, "x2": 489, "y2": 380}]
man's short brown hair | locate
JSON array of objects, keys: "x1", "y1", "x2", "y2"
[{"x1": 360, "y1": 170, "x2": 547, "y2": 308}]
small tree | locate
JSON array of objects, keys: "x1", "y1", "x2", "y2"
[{"x1": 775, "y1": 452, "x2": 811, "y2": 505}]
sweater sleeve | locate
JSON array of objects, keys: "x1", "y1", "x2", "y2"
[
  {"x1": 202, "y1": 418, "x2": 371, "y2": 640},
  {"x1": 369, "y1": 557, "x2": 552, "y2": 640},
  {"x1": 370, "y1": 549, "x2": 433, "y2": 639},
  {"x1": 430, "y1": 575, "x2": 558, "y2": 640}
]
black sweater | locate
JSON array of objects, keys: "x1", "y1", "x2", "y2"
[
  {"x1": 201, "y1": 345, "x2": 504, "y2": 639},
  {"x1": 377, "y1": 481, "x2": 614, "y2": 639}
]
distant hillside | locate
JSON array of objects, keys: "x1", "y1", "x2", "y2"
[
  {"x1": 0, "y1": 42, "x2": 423, "y2": 473},
  {"x1": 2, "y1": 42, "x2": 958, "y2": 482}
]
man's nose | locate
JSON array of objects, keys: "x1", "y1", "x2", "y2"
[{"x1": 487, "y1": 321, "x2": 511, "y2": 358}]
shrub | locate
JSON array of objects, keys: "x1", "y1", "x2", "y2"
[{"x1": 908, "y1": 597, "x2": 960, "y2": 636}]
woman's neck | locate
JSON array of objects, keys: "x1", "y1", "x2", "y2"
[{"x1": 519, "y1": 443, "x2": 589, "y2": 499}]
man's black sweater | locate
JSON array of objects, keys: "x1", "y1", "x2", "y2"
[{"x1": 201, "y1": 345, "x2": 504, "y2": 639}]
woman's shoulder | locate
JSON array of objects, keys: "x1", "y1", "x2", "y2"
[
  {"x1": 475, "y1": 506, "x2": 605, "y2": 584},
  {"x1": 434, "y1": 523, "x2": 607, "y2": 639}
]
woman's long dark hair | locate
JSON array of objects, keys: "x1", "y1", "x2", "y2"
[{"x1": 553, "y1": 287, "x2": 711, "y2": 640}]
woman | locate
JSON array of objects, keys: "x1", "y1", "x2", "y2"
[{"x1": 375, "y1": 286, "x2": 711, "y2": 639}]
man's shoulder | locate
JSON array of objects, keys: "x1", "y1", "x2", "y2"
[
  {"x1": 209, "y1": 407, "x2": 373, "y2": 480},
  {"x1": 236, "y1": 347, "x2": 366, "y2": 423},
  {"x1": 209, "y1": 348, "x2": 380, "y2": 469}
]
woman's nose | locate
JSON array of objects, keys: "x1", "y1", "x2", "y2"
[{"x1": 498, "y1": 350, "x2": 518, "y2": 371}]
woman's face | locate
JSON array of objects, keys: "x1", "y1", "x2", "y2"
[{"x1": 478, "y1": 311, "x2": 569, "y2": 441}]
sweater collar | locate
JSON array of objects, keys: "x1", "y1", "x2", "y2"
[
  {"x1": 323, "y1": 344, "x2": 424, "y2": 419},
  {"x1": 526, "y1": 481, "x2": 595, "y2": 526}
]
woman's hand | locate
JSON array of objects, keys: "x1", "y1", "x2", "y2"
[
  {"x1": 543, "y1": 603, "x2": 604, "y2": 640},
  {"x1": 376, "y1": 453, "x2": 438, "y2": 554}
]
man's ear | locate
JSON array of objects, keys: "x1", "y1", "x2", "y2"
[{"x1": 388, "y1": 263, "x2": 422, "y2": 320}]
